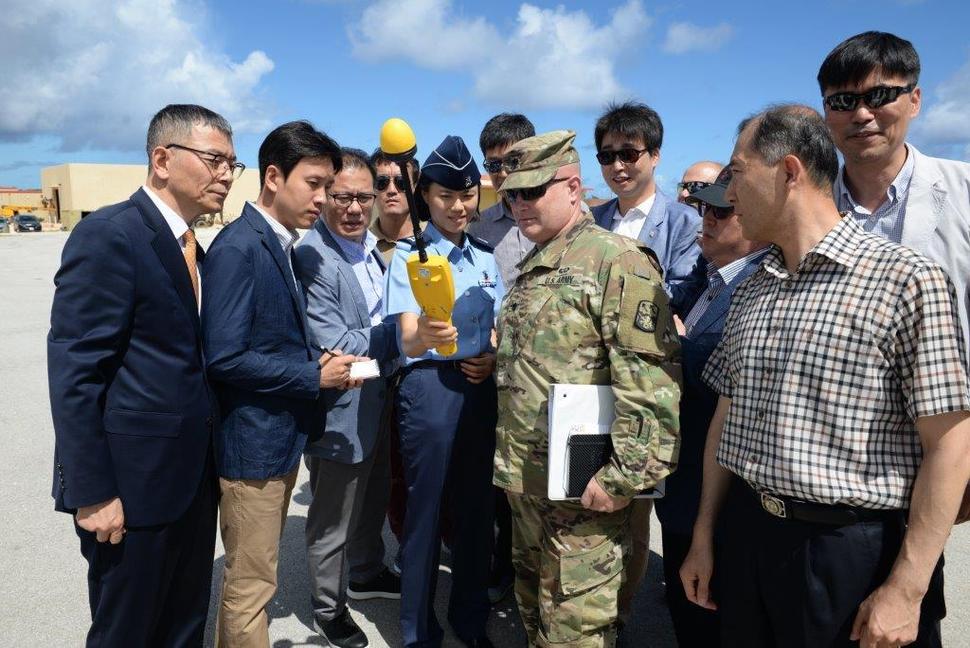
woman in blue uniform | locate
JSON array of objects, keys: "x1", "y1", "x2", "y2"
[{"x1": 383, "y1": 135, "x2": 504, "y2": 648}]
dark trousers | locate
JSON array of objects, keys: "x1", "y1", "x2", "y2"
[
  {"x1": 717, "y1": 480, "x2": 944, "y2": 648},
  {"x1": 396, "y1": 363, "x2": 497, "y2": 648},
  {"x1": 493, "y1": 486, "x2": 514, "y2": 580},
  {"x1": 75, "y1": 456, "x2": 217, "y2": 647},
  {"x1": 660, "y1": 526, "x2": 719, "y2": 648}
]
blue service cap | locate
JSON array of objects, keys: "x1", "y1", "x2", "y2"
[{"x1": 420, "y1": 135, "x2": 481, "y2": 190}]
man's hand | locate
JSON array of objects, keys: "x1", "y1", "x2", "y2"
[
  {"x1": 956, "y1": 480, "x2": 970, "y2": 524},
  {"x1": 673, "y1": 314, "x2": 687, "y2": 336},
  {"x1": 851, "y1": 583, "x2": 921, "y2": 648},
  {"x1": 680, "y1": 537, "x2": 718, "y2": 610},
  {"x1": 76, "y1": 496, "x2": 125, "y2": 544},
  {"x1": 580, "y1": 478, "x2": 631, "y2": 513},
  {"x1": 319, "y1": 350, "x2": 360, "y2": 389},
  {"x1": 416, "y1": 316, "x2": 458, "y2": 350},
  {"x1": 460, "y1": 352, "x2": 496, "y2": 384}
]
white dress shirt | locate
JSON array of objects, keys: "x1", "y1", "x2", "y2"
[{"x1": 611, "y1": 193, "x2": 656, "y2": 240}]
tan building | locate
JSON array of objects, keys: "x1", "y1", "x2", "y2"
[
  {"x1": 40, "y1": 163, "x2": 260, "y2": 230},
  {"x1": 0, "y1": 186, "x2": 45, "y2": 217}
]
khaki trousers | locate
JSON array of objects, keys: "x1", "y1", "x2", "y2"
[{"x1": 217, "y1": 469, "x2": 298, "y2": 648}]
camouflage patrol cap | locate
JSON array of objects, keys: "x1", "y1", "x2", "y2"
[{"x1": 498, "y1": 130, "x2": 580, "y2": 192}]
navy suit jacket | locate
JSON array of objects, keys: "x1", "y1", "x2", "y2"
[
  {"x1": 48, "y1": 188, "x2": 217, "y2": 527},
  {"x1": 202, "y1": 204, "x2": 322, "y2": 480},
  {"x1": 655, "y1": 250, "x2": 768, "y2": 534},
  {"x1": 294, "y1": 220, "x2": 399, "y2": 465},
  {"x1": 591, "y1": 189, "x2": 702, "y2": 291}
]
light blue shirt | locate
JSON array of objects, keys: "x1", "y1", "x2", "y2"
[
  {"x1": 325, "y1": 222, "x2": 384, "y2": 325},
  {"x1": 383, "y1": 222, "x2": 505, "y2": 363},
  {"x1": 835, "y1": 143, "x2": 915, "y2": 244}
]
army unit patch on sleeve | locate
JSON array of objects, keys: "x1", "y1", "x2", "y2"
[
  {"x1": 634, "y1": 300, "x2": 659, "y2": 333},
  {"x1": 615, "y1": 275, "x2": 671, "y2": 357}
]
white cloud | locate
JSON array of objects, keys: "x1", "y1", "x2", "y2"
[
  {"x1": 662, "y1": 21, "x2": 734, "y2": 55},
  {"x1": 0, "y1": 0, "x2": 275, "y2": 152},
  {"x1": 913, "y1": 58, "x2": 970, "y2": 161},
  {"x1": 350, "y1": 0, "x2": 651, "y2": 110}
]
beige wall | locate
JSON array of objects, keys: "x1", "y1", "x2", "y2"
[
  {"x1": 41, "y1": 163, "x2": 260, "y2": 230},
  {"x1": 0, "y1": 190, "x2": 44, "y2": 210}
]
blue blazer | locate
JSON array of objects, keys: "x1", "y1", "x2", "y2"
[
  {"x1": 591, "y1": 189, "x2": 702, "y2": 291},
  {"x1": 294, "y1": 220, "x2": 399, "y2": 465},
  {"x1": 654, "y1": 251, "x2": 767, "y2": 534},
  {"x1": 202, "y1": 203, "x2": 322, "y2": 480},
  {"x1": 48, "y1": 188, "x2": 217, "y2": 527}
]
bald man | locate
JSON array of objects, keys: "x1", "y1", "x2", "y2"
[{"x1": 677, "y1": 161, "x2": 723, "y2": 203}]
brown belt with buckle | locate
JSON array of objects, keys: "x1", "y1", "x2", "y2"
[{"x1": 745, "y1": 483, "x2": 903, "y2": 526}]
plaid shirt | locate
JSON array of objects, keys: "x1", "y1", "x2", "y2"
[{"x1": 703, "y1": 216, "x2": 970, "y2": 509}]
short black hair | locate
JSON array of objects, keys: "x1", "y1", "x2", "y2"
[
  {"x1": 594, "y1": 101, "x2": 663, "y2": 153},
  {"x1": 479, "y1": 113, "x2": 535, "y2": 155},
  {"x1": 257, "y1": 120, "x2": 341, "y2": 187},
  {"x1": 146, "y1": 104, "x2": 232, "y2": 160},
  {"x1": 817, "y1": 31, "x2": 920, "y2": 93},
  {"x1": 737, "y1": 104, "x2": 839, "y2": 191},
  {"x1": 339, "y1": 147, "x2": 377, "y2": 185},
  {"x1": 369, "y1": 148, "x2": 419, "y2": 182}
]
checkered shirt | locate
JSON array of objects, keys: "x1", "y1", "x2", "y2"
[{"x1": 703, "y1": 215, "x2": 970, "y2": 509}]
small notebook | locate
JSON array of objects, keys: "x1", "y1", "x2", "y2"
[{"x1": 548, "y1": 383, "x2": 665, "y2": 501}]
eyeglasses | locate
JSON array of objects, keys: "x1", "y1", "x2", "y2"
[
  {"x1": 165, "y1": 143, "x2": 245, "y2": 179},
  {"x1": 376, "y1": 175, "x2": 406, "y2": 192},
  {"x1": 595, "y1": 148, "x2": 649, "y2": 166},
  {"x1": 687, "y1": 199, "x2": 733, "y2": 220},
  {"x1": 823, "y1": 84, "x2": 915, "y2": 112},
  {"x1": 502, "y1": 178, "x2": 569, "y2": 203},
  {"x1": 330, "y1": 192, "x2": 377, "y2": 208},
  {"x1": 677, "y1": 180, "x2": 712, "y2": 194},
  {"x1": 483, "y1": 157, "x2": 520, "y2": 174}
]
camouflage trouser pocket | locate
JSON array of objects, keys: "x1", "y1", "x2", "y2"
[{"x1": 542, "y1": 535, "x2": 625, "y2": 646}]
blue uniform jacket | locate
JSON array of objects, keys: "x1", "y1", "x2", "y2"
[
  {"x1": 591, "y1": 188, "x2": 702, "y2": 292},
  {"x1": 48, "y1": 188, "x2": 217, "y2": 527},
  {"x1": 202, "y1": 203, "x2": 321, "y2": 480},
  {"x1": 655, "y1": 251, "x2": 767, "y2": 533},
  {"x1": 294, "y1": 219, "x2": 399, "y2": 465}
]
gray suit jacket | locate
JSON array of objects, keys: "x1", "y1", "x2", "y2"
[
  {"x1": 902, "y1": 146, "x2": 970, "y2": 367},
  {"x1": 294, "y1": 220, "x2": 399, "y2": 464}
]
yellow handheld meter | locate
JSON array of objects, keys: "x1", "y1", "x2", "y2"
[
  {"x1": 406, "y1": 253, "x2": 457, "y2": 356},
  {"x1": 379, "y1": 117, "x2": 458, "y2": 356}
]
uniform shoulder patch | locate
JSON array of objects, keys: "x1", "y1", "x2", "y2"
[{"x1": 614, "y1": 274, "x2": 678, "y2": 358}]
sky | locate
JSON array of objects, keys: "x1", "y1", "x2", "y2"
[{"x1": 2, "y1": 0, "x2": 969, "y2": 197}]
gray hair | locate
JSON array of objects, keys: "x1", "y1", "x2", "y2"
[
  {"x1": 737, "y1": 104, "x2": 839, "y2": 191},
  {"x1": 145, "y1": 104, "x2": 233, "y2": 161}
]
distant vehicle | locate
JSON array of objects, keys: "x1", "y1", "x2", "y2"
[
  {"x1": 0, "y1": 217, "x2": 9, "y2": 233},
  {"x1": 13, "y1": 214, "x2": 42, "y2": 232}
]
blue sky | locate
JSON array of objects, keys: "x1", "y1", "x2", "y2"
[{"x1": 2, "y1": 0, "x2": 969, "y2": 197}]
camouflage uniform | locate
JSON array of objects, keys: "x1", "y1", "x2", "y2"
[{"x1": 494, "y1": 132, "x2": 681, "y2": 646}]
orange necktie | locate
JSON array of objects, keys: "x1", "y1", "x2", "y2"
[{"x1": 183, "y1": 228, "x2": 200, "y2": 306}]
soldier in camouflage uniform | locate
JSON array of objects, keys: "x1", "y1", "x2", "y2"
[{"x1": 492, "y1": 130, "x2": 682, "y2": 647}]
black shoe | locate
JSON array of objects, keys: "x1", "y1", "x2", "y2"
[
  {"x1": 460, "y1": 637, "x2": 495, "y2": 648},
  {"x1": 313, "y1": 609, "x2": 368, "y2": 648},
  {"x1": 347, "y1": 568, "x2": 402, "y2": 600}
]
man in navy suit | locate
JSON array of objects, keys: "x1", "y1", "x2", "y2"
[
  {"x1": 657, "y1": 167, "x2": 768, "y2": 647},
  {"x1": 589, "y1": 100, "x2": 703, "y2": 620},
  {"x1": 202, "y1": 121, "x2": 360, "y2": 648},
  {"x1": 294, "y1": 149, "x2": 401, "y2": 648},
  {"x1": 48, "y1": 104, "x2": 238, "y2": 646}
]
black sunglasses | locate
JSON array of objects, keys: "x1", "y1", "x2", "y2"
[
  {"x1": 503, "y1": 177, "x2": 569, "y2": 203},
  {"x1": 677, "y1": 180, "x2": 711, "y2": 194},
  {"x1": 823, "y1": 84, "x2": 915, "y2": 112},
  {"x1": 687, "y1": 199, "x2": 733, "y2": 220},
  {"x1": 595, "y1": 147, "x2": 649, "y2": 166},
  {"x1": 376, "y1": 175, "x2": 407, "y2": 192}
]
